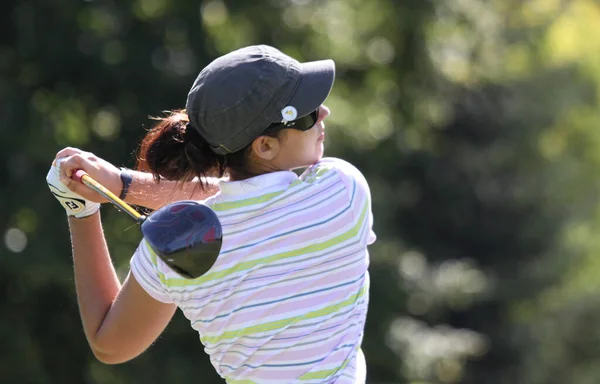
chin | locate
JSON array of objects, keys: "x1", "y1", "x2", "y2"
[{"x1": 311, "y1": 154, "x2": 323, "y2": 165}]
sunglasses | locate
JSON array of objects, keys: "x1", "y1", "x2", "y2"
[{"x1": 264, "y1": 108, "x2": 320, "y2": 133}]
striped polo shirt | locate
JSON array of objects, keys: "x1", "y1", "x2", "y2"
[{"x1": 131, "y1": 157, "x2": 376, "y2": 383}]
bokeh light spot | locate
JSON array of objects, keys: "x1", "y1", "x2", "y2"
[
  {"x1": 5, "y1": 228, "x2": 27, "y2": 253},
  {"x1": 201, "y1": 0, "x2": 228, "y2": 26},
  {"x1": 92, "y1": 107, "x2": 121, "y2": 140}
]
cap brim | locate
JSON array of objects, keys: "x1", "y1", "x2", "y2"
[{"x1": 283, "y1": 59, "x2": 335, "y2": 120}]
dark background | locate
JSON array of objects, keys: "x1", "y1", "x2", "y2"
[{"x1": 3, "y1": 0, "x2": 600, "y2": 383}]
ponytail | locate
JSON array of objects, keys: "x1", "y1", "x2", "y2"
[
  {"x1": 136, "y1": 110, "x2": 227, "y2": 187},
  {"x1": 136, "y1": 109, "x2": 282, "y2": 185}
]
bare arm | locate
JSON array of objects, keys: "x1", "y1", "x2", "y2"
[
  {"x1": 69, "y1": 212, "x2": 177, "y2": 363},
  {"x1": 55, "y1": 147, "x2": 220, "y2": 211},
  {"x1": 123, "y1": 170, "x2": 219, "y2": 210}
]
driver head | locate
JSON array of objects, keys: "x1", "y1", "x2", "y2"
[{"x1": 141, "y1": 200, "x2": 222, "y2": 279}]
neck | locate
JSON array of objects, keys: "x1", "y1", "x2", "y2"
[
  {"x1": 228, "y1": 163, "x2": 289, "y2": 181},
  {"x1": 227, "y1": 168, "x2": 259, "y2": 182}
]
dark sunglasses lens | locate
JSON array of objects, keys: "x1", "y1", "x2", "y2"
[
  {"x1": 265, "y1": 108, "x2": 320, "y2": 133},
  {"x1": 295, "y1": 109, "x2": 319, "y2": 131}
]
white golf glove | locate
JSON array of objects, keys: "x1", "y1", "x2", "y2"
[{"x1": 46, "y1": 158, "x2": 100, "y2": 218}]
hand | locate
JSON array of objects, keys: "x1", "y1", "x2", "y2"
[
  {"x1": 53, "y1": 147, "x2": 124, "y2": 203},
  {"x1": 47, "y1": 158, "x2": 101, "y2": 218}
]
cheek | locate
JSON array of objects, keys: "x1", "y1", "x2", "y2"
[{"x1": 285, "y1": 131, "x2": 322, "y2": 163}]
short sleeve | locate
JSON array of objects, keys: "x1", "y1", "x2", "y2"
[
  {"x1": 310, "y1": 158, "x2": 377, "y2": 245},
  {"x1": 130, "y1": 239, "x2": 174, "y2": 304}
]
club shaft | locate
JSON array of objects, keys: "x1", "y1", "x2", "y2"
[{"x1": 77, "y1": 172, "x2": 144, "y2": 222}]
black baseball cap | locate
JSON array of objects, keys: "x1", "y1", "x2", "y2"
[{"x1": 185, "y1": 45, "x2": 335, "y2": 155}]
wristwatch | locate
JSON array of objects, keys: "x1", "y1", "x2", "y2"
[{"x1": 119, "y1": 168, "x2": 133, "y2": 200}]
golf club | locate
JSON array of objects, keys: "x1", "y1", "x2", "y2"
[{"x1": 72, "y1": 170, "x2": 222, "y2": 279}]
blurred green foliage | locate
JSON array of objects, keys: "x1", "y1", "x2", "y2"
[{"x1": 3, "y1": 0, "x2": 600, "y2": 383}]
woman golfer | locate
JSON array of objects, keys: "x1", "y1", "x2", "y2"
[{"x1": 47, "y1": 45, "x2": 376, "y2": 383}]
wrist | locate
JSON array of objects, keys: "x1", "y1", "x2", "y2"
[
  {"x1": 73, "y1": 202, "x2": 101, "y2": 219},
  {"x1": 71, "y1": 207, "x2": 101, "y2": 220},
  {"x1": 119, "y1": 168, "x2": 133, "y2": 201}
]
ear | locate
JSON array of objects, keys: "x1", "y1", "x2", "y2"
[{"x1": 251, "y1": 135, "x2": 280, "y2": 161}]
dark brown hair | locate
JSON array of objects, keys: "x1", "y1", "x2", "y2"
[{"x1": 136, "y1": 109, "x2": 278, "y2": 187}]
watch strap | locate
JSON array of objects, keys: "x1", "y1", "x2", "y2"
[{"x1": 119, "y1": 168, "x2": 133, "y2": 200}]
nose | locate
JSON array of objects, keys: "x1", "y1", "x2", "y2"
[{"x1": 317, "y1": 105, "x2": 330, "y2": 124}]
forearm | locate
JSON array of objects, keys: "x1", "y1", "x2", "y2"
[
  {"x1": 124, "y1": 170, "x2": 220, "y2": 210},
  {"x1": 68, "y1": 212, "x2": 121, "y2": 354},
  {"x1": 52, "y1": 149, "x2": 219, "y2": 210}
]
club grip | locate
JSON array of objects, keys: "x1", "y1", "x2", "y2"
[{"x1": 72, "y1": 169, "x2": 88, "y2": 183}]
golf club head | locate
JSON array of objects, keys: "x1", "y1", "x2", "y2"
[{"x1": 141, "y1": 200, "x2": 222, "y2": 279}]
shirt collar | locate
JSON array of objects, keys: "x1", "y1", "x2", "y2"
[{"x1": 218, "y1": 171, "x2": 299, "y2": 195}]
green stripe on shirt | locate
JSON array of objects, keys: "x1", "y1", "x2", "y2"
[
  {"x1": 298, "y1": 353, "x2": 353, "y2": 380},
  {"x1": 200, "y1": 284, "x2": 367, "y2": 345},
  {"x1": 211, "y1": 179, "x2": 304, "y2": 211}
]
